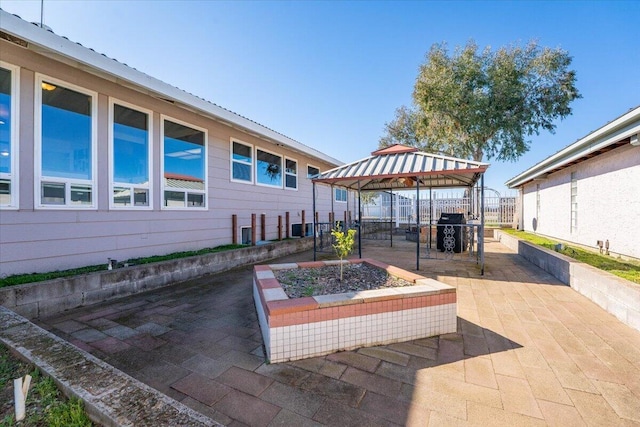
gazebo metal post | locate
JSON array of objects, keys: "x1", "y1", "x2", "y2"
[
  {"x1": 480, "y1": 174, "x2": 485, "y2": 275},
  {"x1": 358, "y1": 180, "x2": 362, "y2": 259},
  {"x1": 390, "y1": 190, "x2": 394, "y2": 248},
  {"x1": 330, "y1": 185, "x2": 334, "y2": 227},
  {"x1": 313, "y1": 182, "x2": 317, "y2": 261},
  {"x1": 416, "y1": 177, "x2": 420, "y2": 270},
  {"x1": 429, "y1": 187, "x2": 432, "y2": 252},
  {"x1": 346, "y1": 187, "x2": 350, "y2": 229}
]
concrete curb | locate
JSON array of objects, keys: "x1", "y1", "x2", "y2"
[
  {"x1": 0, "y1": 306, "x2": 221, "y2": 427},
  {"x1": 495, "y1": 230, "x2": 640, "y2": 332}
]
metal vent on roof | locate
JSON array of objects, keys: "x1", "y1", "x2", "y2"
[{"x1": 0, "y1": 31, "x2": 28, "y2": 48}]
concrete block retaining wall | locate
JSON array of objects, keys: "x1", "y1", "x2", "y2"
[
  {"x1": 0, "y1": 238, "x2": 314, "y2": 319},
  {"x1": 495, "y1": 230, "x2": 640, "y2": 332}
]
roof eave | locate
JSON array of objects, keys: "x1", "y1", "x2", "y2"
[
  {"x1": 0, "y1": 10, "x2": 343, "y2": 167},
  {"x1": 506, "y1": 107, "x2": 640, "y2": 188}
]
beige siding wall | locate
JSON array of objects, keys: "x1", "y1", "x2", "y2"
[
  {"x1": 521, "y1": 143, "x2": 640, "y2": 259},
  {"x1": 0, "y1": 41, "x2": 352, "y2": 275}
]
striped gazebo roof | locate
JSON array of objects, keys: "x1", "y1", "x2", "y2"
[{"x1": 313, "y1": 145, "x2": 489, "y2": 190}]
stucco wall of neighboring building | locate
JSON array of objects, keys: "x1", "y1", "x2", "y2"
[
  {"x1": 0, "y1": 40, "x2": 352, "y2": 276},
  {"x1": 521, "y1": 143, "x2": 640, "y2": 259}
]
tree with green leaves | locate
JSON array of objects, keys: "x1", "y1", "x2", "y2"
[{"x1": 380, "y1": 40, "x2": 581, "y2": 161}]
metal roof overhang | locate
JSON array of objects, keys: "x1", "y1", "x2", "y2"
[
  {"x1": 312, "y1": 148, "x2": 489, "y2": 190},
  {"x1": 506, "y1": 106, "x2": 640, "y2": 188},
  {"x1": 0, "y1": 10, "x2": 343, "y2": 168}
]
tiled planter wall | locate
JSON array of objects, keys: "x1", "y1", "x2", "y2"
[{"x1": 253, "y1": 259, "x2": 457, "y2": 363}]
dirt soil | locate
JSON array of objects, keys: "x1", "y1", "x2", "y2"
[{"x1": 275, "y1": 263, "x2": 414, "y2": 298}]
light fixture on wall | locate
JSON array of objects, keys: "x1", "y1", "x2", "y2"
[
  {"x1": 41, "y1": 82, "x2": 56, "y2": 91},
  {"x1": 630, "y1": 134, "x2": 639, "y2": 147}
]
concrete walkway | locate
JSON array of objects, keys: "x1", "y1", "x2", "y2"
[{"x1": 36, "y1": 238, "x2": 640, "y2": 426}]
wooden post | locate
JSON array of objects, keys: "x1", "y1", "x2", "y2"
[
  {"x1": 261, "y1": 214, "x2": 266, "y2": 241},
  {"x1": 301, "y1": 210, "x2": 306, "y2": 237},
  {"x1": 251, "y1": 214, "x2": 256, "y2": 246},
  {"x1": 344, "y1": 211, "x2": 347, "y2": 227},
  {"x1": 232, "y1": 214, "x2": 237, "y2": 245},
  {"x1": 286, "y1": 212, "x2": 290, "y2": 238},
  {"x1": 315, "y1": 211, "x2": 319, "y2": 224},
  {"x1": 278, "y1": 215, "x2": 282, "y2": 240}
]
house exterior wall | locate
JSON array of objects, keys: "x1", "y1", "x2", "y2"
[
  {"x1": 521, "y1": 143, "x2": 640, "y2": 259},
  {"x1": 0, "y1": 40, "x2": 353, "y2": 276}
]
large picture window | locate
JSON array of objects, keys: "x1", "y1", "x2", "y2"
[
  {"x1": 162, "y1": 118, "x2": 206, "y2": 208},
  {"x1": 231, "y1": 140, "x2": 252, "y2": 183},
  {"x1": 256, "y1": 148, "x2": 282, "y2": 187},
  {"x1": 285, "y1": 158, "x2": 297, "y2": 190},
  {"x1": 0, "y1": 63, "x2": 18, "y2": 208},
  {"x1": 111, "y1": 101, "x2": 151, "y2": 208},
  {"x1": 36, "y1": 75, "x2": 97, "y2": 208}
]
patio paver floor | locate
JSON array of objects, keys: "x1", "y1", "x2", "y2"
[{"x1": 37, "y1": 238, "x2": 640, "y2": 426}]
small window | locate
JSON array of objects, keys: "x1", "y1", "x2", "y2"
[
  {"x1": 231, "y1": 140, "x2": 253, "y2": 183},
  {"x1": 162, "y1": 118, "x2": 207, "y2": 209},
  {"x1": 256, "y1": 148, "x2": 282, "y2": 187},
  {"x1": 335, "y1": 188, "x2": 347, "y2": 203},
  {"x1": 110, "y1": 101, "x2": 151, "y2": 208},
  {"x1": 0, "y1": 62, "x2": 18, "y2": 208},
  {"x1": 285, "y1": 158, "x2": 297, "y2": 190},
  {"x1": 36, "y1": 75, "x2": 97, "y2": 208},
  {"x1": 307, "y1": 165, "x2": 320, "y2": 178}
]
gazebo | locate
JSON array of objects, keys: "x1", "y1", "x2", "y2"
[{"x1": 312, "y1": 144, "x2": 490, "y2": 274}]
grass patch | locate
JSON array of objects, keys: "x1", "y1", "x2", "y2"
[
  {"x1": 0, "y1": 243, "x2": 248, "y2": 288},
  {"x1": 0, "y1": 344, "x2": 93, "y2": 426},
  {"x1": 124, "y1": 244, "x2": 247, "y2": 265},
  {"x1": 503, "y1": 229, "x2": 640, "y2": 284}
]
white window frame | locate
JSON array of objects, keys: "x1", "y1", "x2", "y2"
[
  {"x1": 108, "y1": 98, "x2": 153, "y2": 210},
  {"x1": 335, "y1": 187, "x2": 348, "y2": 203},
  {"x1": 161, "y1": 114, "x2": 208, "y2": 210},
  {"x1": 0, "y1": 61, "x2": 19, "y2": 209},
  {"x1": 255, "y1": 146, "x2": 283, "y2": 189},
  {"x1": 284, "y1": 156, "x2": 298, "y2": 191},
  {"x1": 34, "y1": 74, "x2": 98, "y2": 209},
  {"x1": 307, "y1": 164, "x2": 320, "y2": 179},
  {"x1": 230, "y1": 138, "x2": 253, "y2": 184}
]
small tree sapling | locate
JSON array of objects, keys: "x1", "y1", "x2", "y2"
[{"x1": 331, "y1": 227, "x2": 357, "y2": 281}]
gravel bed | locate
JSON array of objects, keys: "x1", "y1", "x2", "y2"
[{"x1": 275, "y1": 263, "x2": 414, "y2": 298}]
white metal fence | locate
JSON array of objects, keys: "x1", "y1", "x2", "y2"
[{"x1": 362, "y1": 193, "x2": 518, "y2": 227}]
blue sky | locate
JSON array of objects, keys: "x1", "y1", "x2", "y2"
[{"x1": 3, "y1": 0, "x2": 638, "y2": 194}]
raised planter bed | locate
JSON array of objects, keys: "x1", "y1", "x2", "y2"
[
  {"x1": 253, "y1": 258, "x2": 457, "y2": 363},
  {"x1": 0, "y1": 237, "x2": 314, "y2": 320}
]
